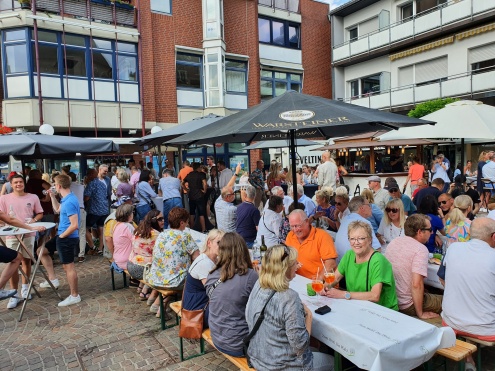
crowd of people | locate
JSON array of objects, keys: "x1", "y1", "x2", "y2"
[{"x1": 0, "y1": 150, "x2": 494, "y2": 371}]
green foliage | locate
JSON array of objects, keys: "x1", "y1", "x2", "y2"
[{"x1": 407, "y1": 98, "x2": 459, "y2": 118}]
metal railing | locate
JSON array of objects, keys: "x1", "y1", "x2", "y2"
[{"x1": 258, "y1": 0, "x2": 300, "y2": 13}]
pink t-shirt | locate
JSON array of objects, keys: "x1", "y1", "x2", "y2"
[
  {"x1": 408, "y1": 163, "x2": 425, "y2": 184},
  {"x1": 130, "y1": 172, "x2": 140, "y2": 190},
  {"x1": 0, "y1": 192, "x2": 43, "y2": 238},
  {"x1": 384, "y1": 236, "x2": 429, "y2": 310},
  {"x1": 113, "y1": 222, "x2": 135, "y2": 270}
]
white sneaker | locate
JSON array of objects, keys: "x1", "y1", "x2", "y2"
[
  {"x1": 40, "y1": 279, "x2": 60, "y2": 289},
  {"x1": 7, "y1": 297, "x2": 21, "y2": 309},
  {"x1": 21, "y1": 288, "x2": 32, "y2": 300},
  {"x1": 58, "y1": 295, "x2": 81, "y2": 307}
]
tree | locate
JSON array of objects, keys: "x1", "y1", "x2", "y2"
[{"x1": 407, "y1": 98, "x2": 459, "y2": 118}]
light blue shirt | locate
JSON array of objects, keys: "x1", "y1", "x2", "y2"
[
  {"x1": 432, "y1": 162, "x2": 450, "y2": 183},
  {"x1": 135, "y1": 181, "x2": 157, "y2": 206},
  {"x1": 366, "y1": 203, "x2": 383, "y2": 233},
  {"x1": 159, "y1": 176, "x2": 181, "y2": 200},
  {"x1": 298, "y1": 194, "x2": 316, "y2": 217},
  {"x1": 334, "y1": 213, "x2": 381, "y2": 263}
]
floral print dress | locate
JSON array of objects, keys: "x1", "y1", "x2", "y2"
[
  {"x1": 445, "y1": 217, "x2": 471, "y2": 244},
  {"x1": 145, "y1": 229, "x2": 198, "y2": 288}
]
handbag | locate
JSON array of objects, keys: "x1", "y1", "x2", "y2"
[
  {"x1": 179, "y1": 277, "x2": 221, "y2": 339},
  {"x1": 243, "y1": 290, "x2": 276, "y2": 367},
  {"x1": 137, "y1": 183, "x2": 156, "y2": 210}
]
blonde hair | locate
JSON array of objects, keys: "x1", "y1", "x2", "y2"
[
  {"x1": 348, "y1": 220, "x2": 373, "y2": 239},
  {"x1": 42, "y1": 173, "x2": 51, "y2": 183},
  {"x1": 201, "y1": 229, "x2": 225, "y2": 254},
  {"x1": 259, "y1": 245, "x2": 298, "y2": 292},
  {"x1": 315, "y1": 189, "x2": 332, "y2": 204},
  {"x1": 448, "y1": 195, "x2": 473, "y2": 226},
  {"x1": 117, "y1": 169, "x2": 129, "y2": 182},
  {"x1": 320, "y1": 186, "x2": 334, "y2": 197},
  {"x1": 361, "y1": 188, "x2": 375, "y2": 204},
  {"x1": 478, "y1": 151, "x2": 487, "y2": 161},
  {"x1": 382, "y1": 198, "x2": 406, "y2": 227},
  {"x1": 335, "y1": 186, "x2": 348, "y2": 196}
]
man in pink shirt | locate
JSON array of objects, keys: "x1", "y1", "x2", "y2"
[
  {"x1": 129, "y1": 166, "x2": 140, "y2": 193},
  {"x1": 384, "y1": 213, "x2": 442, "y2": 319},
  {"x1": 0, "y1": 174, "x2": 44, "y2": 309}
]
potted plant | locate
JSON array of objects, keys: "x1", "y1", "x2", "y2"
[{"x1": 18, "y1": 0, "x2": 31, "y2": 10}]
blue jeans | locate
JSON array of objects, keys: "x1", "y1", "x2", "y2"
[
  {"x1": 245, "y1": 241, "x2": 254, "y2": 249},
  {"x1": 163, "y1": 197, "x2": 183, "y2": 229},
  {"x1": 136, "y1": 204, "x2": 151, "y2": 223}
]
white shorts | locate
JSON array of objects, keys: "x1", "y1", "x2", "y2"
[{"x1": 6, "y1": 236, "x2": 35, "y2": 260}]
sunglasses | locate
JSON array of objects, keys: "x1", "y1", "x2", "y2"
[
  {"x1": 388, "y1": 188, "x2": 399, "y2": 193},
  {"x1": 156, "y1": 217, "x2": 165, "y2": 222},
  {"x1": 385, "y1": 208, "x2": 399, "y2": 213},
  {"x1": 439, "y1": 200, "x2": 448, "y2": 205},
  {"x1": 421, "y1": 228, "x2": 433, "y2": 232},
  {"x1": 281, "y1": 245, "x2": 290, "y2": 262},
  {"x1": 335, "y1": 202, "x2": 344, "y2": 206}
]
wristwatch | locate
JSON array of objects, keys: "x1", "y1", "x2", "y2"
[{"x1": 344, "y1": 291, "x2": 351, "y2": 300}]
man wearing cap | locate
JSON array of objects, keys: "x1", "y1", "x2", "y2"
[
  {"x1": 158, "y1": 169, "x2": 182, "y2": 229},
  {"x1": 367, "y1": 175, "x2": 389, "y2": 211},
  {"x1": 385, "y1": 179, "x2": 416, "y2": 215}
]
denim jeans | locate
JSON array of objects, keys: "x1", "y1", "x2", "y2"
[
  {"x1": 163, "y1": 197, "x2": 183, "y2": 229},
  {"x1": 136, "y1": 204, "x2": 151, "y2": 223}
]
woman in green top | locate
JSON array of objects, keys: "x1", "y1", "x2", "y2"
[{"x1": 323, "y1": 220, "x2": 398, "y2": 310}]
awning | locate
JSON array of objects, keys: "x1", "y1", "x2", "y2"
[
  {"x1": 390, "y1": 36, "x2": 454, "y2": 61},
  {"x1": 456, "y1": 23, "x2": 495, "y2": 41}
]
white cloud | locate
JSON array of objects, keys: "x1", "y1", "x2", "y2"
[{"x1": 317, "y1": 0, "x2": 353, "y2": 10}]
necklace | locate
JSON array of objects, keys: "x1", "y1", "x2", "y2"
[{"x1": 389, "y1": 222, "x2": 403, "y2": 240}]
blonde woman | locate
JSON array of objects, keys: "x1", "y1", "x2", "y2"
[
  {"x1": 445, "y1": 195, "x2": 472, "y2": 244},
  {"x1": 267, "y1": 162, "x2": 285, "y2": 190},
  {"x1": 116, "y1": 170, "x2": 133, "y2": 198},
  {"x1": 314, "y1": 188, "x2": 337, "y2": 231},
  {"x1": 182, "y1": 229, "x2": 225, "y2": 327},
  {"x1": 361, "y1": 189, "x2": 384, "y2": 234},
  {"x1": 286, "y1": 167, "x2": 303, "y2": 187},
  {"x1": 376, "y1": 199, "x2": 406, "y2": 252},
  {"x1": 245, "y1": 245, "x2": 334, "y2": 370}
]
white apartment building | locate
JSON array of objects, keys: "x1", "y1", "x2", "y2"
[{"x1": 330, "y1": 0, "x2": 495, "y2": 113}]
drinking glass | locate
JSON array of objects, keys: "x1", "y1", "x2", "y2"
[{"x1": 324, "y1": 268, "x2": 335, "y2": 285}]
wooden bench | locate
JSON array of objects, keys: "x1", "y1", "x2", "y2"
[
  {"x1": 109, "y1": 259, "x2": 128, "y2": 290},
  {"x1": 462, "y1": 336, "x2": 495, "y2": 371},
  {"x1": 170, "y1": 301, "x2": 253, "y2": 369}
]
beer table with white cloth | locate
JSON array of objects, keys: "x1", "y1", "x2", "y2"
[
  {"x1": 289, "y1": 275, "x2": 455, "y2": 371},
  {"x1": 425, "y1": 263, "x2": 443, "y2": 290}
]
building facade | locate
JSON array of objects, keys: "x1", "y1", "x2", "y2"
[
  {"x1": 0, "y1": 0, "x2": 332, "y2": 170},
  {"x1": 330, "y1": 0, "x2": 495, "y2": 114}
]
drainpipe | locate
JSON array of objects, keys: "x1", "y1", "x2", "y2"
[
  {"x1": 113, "y1": 1, "x2": 123, "y2": 138},
  {"x1": 60, "y1": 0, "x2": 72, "y2": 135},
  {"x1": 87, "y1": 0, "x2": 98, "y2": 138},
  {"x1": 32, "y1": 0, "x2": 43, "y2": 126},
  {"x1": 137, "y1": 0, "x2": 145, "y2": 137}
]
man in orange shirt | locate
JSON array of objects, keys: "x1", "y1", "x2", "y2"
[
  {"x1": 177, "y1": 160, "x2": 194, "y2": 209},
  {"x1": 285, "y1": 209, "x2": 337, "y2": 280},
  {"x1": 403, "y1": 156, "x2": 425, "y2": 194}
]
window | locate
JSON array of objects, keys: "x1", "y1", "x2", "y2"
[
  {"x1": 348, "y1": 27, "x2": 358, "y2": 42},
  {"x1": 258, "y1": 17, "x2": 300, "y2": 49},
  {"x1": 416, "y1": 0, "x2": 447, "y2": 14},
  {"x1": 401, "y1": 3, "x2": 413, "y2": 20},
  {"x1": 225, "y1": 60, "x2": 247, "y2": 93},
  {"x1": 64, "y1": 49, "x2": 86, "y2": 77},
  {"x1": 260, "y1": 70, "x2": 302, "y2": 100},
  {"x1": 33, "y1": 44, "x2": 59, "y2": 74},
  {"x1": 176, "y1": 53, "x2": 202, "y2": 89},
  {"x1": 151, "y1": 0, "x2": 171, "y2": 14},
  {"x1": 469, "y1": 43, "x2": 495, "y2": 74},
  {"x1": 5, "y1": 44, "x2": 28, "y2": 73},
  {"x1": 415, "y1": 57, "x2": 447, "y2": 85},
  {"x1": 361, "y1": 74, "x2": 380, "y2": 95},
  {"x1": 349, "y1": 80, "x2": 359, "y2": 98}
]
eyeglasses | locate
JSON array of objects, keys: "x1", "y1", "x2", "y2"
[
  {"x1": 385, "y1": 208, "x2": 399, "y2": 213},
  {"x1": 156, "y1": 217, "x2": 165, "y2": 222},
  {"x1": 349, "y1": 237, "x2": 367, "y2": 244},
  {"x1": 439, "y1": 200, "x2": 448, "y2": 205},
  {"x1": 388, "y1": 188, "x2": 399, "y2": 193},
  {"x1": 335, "y1": 202, "x2": 343, "y2": 206},
  {"x1": 421, "y1": 228, "x2": 433, "y2": 232},
  {"x1": 289, "y1": 220, "x2": 308, "y2": 229}
]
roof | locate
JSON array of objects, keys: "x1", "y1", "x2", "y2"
[{"x1": 330, "y1": 0, "x2": 381, "y2": 17}]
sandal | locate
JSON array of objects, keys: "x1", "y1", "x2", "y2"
[
  {"x1": 137, "y1": 286, "x2": 142, "y2": 294},
  {"x1": 147, "y1": 296, "x2": 155, "y2": 306},
  {"x1": 139, "y1": 292, "x2": 150, "y2": 301}
]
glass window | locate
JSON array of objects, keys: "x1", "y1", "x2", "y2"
[
  {"x1": 5, "y1": 29, "x2": 26, "y2": 42},
  {"x1": 177, "y1": 53, "x2": 201, "y2": 63},
  {"x1": 258, "y1": 18, "x2": 270, "y2": 43},
  {"x1": 401, "y1": 3, "x2": 413, "y2": 20},
  {"x1": 93, "y1": 52, "x2": 113, "y2": 79},
  {"x1": 361, "y1": 74, "x2": 380, "y2": 95},
  {"x1": 117, "y1": 55, "x2": 137, "y2": 81},
  {"x1": 349, "y1": 27, "x2": 358, "y2": 41},
  {"x1": 261, "y1": 70, "x2": 272, "y2": 78},
  {"x1": 472, "y1": 59, "x2": 495, "y2": 74},
  {"x1": 64, "y1": 49, "x2": 87, "y2": 77},
  {"x1": 228, "y1": 143, "x2": 247, "y2": 152},
  {"x1": 274, "y1": 72, "x2": 287, "y2": 79},
  {"x1": 261, "y1": 71, "x2": 302, "y2": 100},
  {"x1": 226, "y1": 60, "x2": 244, "y2": 69},
  {"x1": 272, "y1": 21, "x2": 285, "y2": 45},
  {"x1": 5, "y1": 44, "x2": 28, "y2": 74},
  {"x1": 92, "y1": 38, "x2": 112, "y2": 50},
  {"x1": 208, "y1": 64, "x2": 218, "y2": 88},
  {"x1": 117, "y1": 42, "x2": 137, "y2": 53},
  {"x1": 151, "y1": 0, "x2": 171, "y2": 14},
  {"x1": 288, "y1": 25, "x2": 300, "y2": 49},
  {"x1": 290, "y1": 82, "x2": 301, "y2": 92},
  {"x1": 33, "y1": 44, "x2": 59, "y2": 74},
  {"x1": 349, "y1": 80, "x2": 359, "y2": 97},
  {"x1": 176, "y1": 64, "x2": 201, "y2": 89},
  {"x1": 226, "y1": 70, "x2": 246, "y2": 93},
  {"x1": 260, "y1": 80, "x2": 273, "y2": 101},
  {"x1": 65, "y1": 35, "x2": 85, "y2": 47},
  {"x1": 36, "y1": 31, "x2": 58, "y2": 43}
]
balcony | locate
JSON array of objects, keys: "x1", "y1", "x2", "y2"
[
  {"x1": 343, "y1": 67, "x2": 495, "y2": 110},
  {"x1": 333, "y1": 0, "x2": 494, "y2": 64},
  {"x1": 0, "y1": 0, "x2": 136, "y2": 27},
  {"x1": 258, "y1": 0, "x2": 299, "y2": 13}
]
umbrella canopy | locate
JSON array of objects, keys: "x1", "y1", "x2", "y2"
[
  {"x1": 314, "y1": 138, "x2": 451, "y2": 151},
  {"x1": 244, "y1": 139, "x2": 320, "y2": 150},
  {"x1": 0, "y1": 132, "x2": 119, "y2": 161},
  {"x1": 134, "y1": 114, "x2": 224, "y2": 147},
  {"x1": 378, "y1": 100, "x2": 495, "y2": 141},
  {"x1": 168, "y1": 91, "x2": 434, "y2": 146}
]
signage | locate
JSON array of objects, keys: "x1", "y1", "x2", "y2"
[{"x1": 279, "y1": 110, "x2": 315, "y2": 121}]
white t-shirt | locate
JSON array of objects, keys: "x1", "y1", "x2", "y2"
[
  {"x1": 377, "y1": 219, "x2": 405, "y2": 252},
  {"x1": 189, "y1": 253, "x2": 215, "y2": 281}
]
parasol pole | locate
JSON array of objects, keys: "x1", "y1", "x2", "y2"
[
  {"x1": 289, "y1": 130, "x2": 299, "y2": 209},
  {"x1": 460, "y1": 138, "x2": 465, "y2": 175}
]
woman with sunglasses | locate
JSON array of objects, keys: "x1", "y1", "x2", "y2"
[
  {"x1": 376, "y1": 199, "x2": 406, "y2": 253},
  {"x1": 324, "y1": 221, "x2": 398, "y2": 310},
  {"x1": 128, "y1": 210, "x2": 165, "y2": 301},
  {"x1": 417, "y1": 194, "x2": 446, "y2": 253},
  {"x1": 182, "y1": 229, "x2": 224, "y2": 328},
  {"x1": 245, "y1": 245, "x2": 334, "y2": 370}
]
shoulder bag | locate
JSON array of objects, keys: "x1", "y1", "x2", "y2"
[
  {"x1": 179, "y1": 277, "x2": 221, "y2": 339},
  {"x1": 137, "y1": 182, "x2": 156, "y2": 210},
  {"x1": 243, "y1": 290, "x2": 276, "y2": 367}
]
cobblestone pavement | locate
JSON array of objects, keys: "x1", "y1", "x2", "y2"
[{"x1": 1, "y1": 255, "x2": 494, "y2": 371}]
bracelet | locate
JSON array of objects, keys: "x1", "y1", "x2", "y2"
[{"x1": 234, "y1": 174, "x2": 239, "y2": 177}]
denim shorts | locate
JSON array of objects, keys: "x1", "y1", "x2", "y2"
[{"x1": 56, "y1": 236, "x2": 79, "y2": 264}]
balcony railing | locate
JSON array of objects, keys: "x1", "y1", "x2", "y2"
[
  {"x1": 342, "y1": 67, "x2": 495, "y2": 110},
  {"x1": 333, "y1": 0, "x2": 494, "y2": 63},
  {"x1": 0, "y1": 0, "x2": 136, "y2": 27},
  {"x1": 258, "y1": 0, "x2": 300, "y2": 13}
]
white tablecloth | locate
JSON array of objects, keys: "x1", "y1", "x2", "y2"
[
  {"x1": 290, "y1": 275, "x2": 455, "y2": 371},
  {"x1": 425, "y1": 263, "x2": 443, "y2": 290}
]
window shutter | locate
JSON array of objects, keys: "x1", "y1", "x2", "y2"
[
  {"x1": 359, "y1": 17, "x2": 378, "y2": 36},
  {"x1": 469, "y1": 43, "x2": 495, "y2": 65},
  {"x1": 415, "y1": 57, "x2": 447, "y2": 84},
  {"x1": 398, "y1": 65, "x2": 413, "y2": 87}
]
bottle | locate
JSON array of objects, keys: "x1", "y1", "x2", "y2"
[
  {"x1": 252, "y1": 244, "x2": 261, "y2": 264},
  {"x1": 260, "y1": 235, "x2": 267, "y2": 259},
  {"x1": 8, "y1": 205, "x2": 16, "y2": 218}
]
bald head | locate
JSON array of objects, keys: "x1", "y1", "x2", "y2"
[
  {"x1": 321, "y1": 151, "x2": 330, "y2": 162},
  {"x1": 470, "y1": 218, "x2": 495, "y2": 245}
]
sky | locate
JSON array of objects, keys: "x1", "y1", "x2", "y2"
[{"x1": 320, "y1": 0, "x2": 353, "y2": 10}]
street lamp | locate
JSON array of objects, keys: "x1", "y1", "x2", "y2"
[{"x1": 39, "y1": 123, "x2": 54, "y2": 135}]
